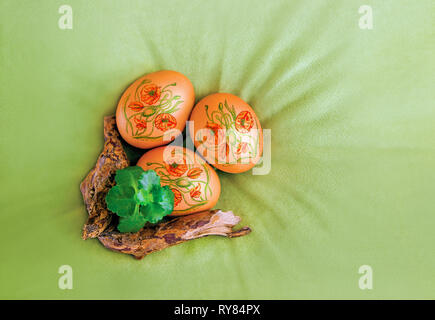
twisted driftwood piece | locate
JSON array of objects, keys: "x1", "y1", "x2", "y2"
[
  {"x1": 80, "y1": 115, "x2": 251, "y2": 258},
  {"x1": 99, "y1": 209, "x2": 251, "y2": 259},
  {"x1": 80, "y1": 116, "x2": 130, "y2": 239}
]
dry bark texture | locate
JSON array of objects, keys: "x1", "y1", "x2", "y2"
[
  {"x1": 80, "y1": 116, "x2": 251, "y2": 258},
  {"x1": 99, "y1": 210, "x2": 251, "y2": 259},
  {"x1": 80, "y1": 116, "x2": 130, "y2": 239}
]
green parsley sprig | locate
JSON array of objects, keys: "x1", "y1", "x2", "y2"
[{"x1": 105, "y1": 166, "x2": 174, "y2": 233}]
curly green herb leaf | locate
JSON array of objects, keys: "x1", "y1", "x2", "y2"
[{"x1": 105, "y1": 166, "x2": 174, "y2": 233}]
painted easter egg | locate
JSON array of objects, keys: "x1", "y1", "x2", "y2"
[
  {"x1": 189, "y1": 93, "x2": 263, "y2": 173},
  {"x1": 116, "y1": 70, "x2": 195, "y2": 149},
  {"x1": 137, "y1": 146, "x2": 221, "y2": 216}
]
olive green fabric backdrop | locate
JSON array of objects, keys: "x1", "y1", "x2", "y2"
[{"x1": 1, "y1": 0, "x2": 434, "y2": 299}]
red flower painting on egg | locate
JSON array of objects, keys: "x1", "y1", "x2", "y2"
[
  {"x1": 187, "y1": 167, "x2": 203, "y2": 179},
  {"x1": 235, "y1": 111, "x2": 254, "y2": 133},
  {"x1": 235, "y1": 142, "x2": 248, "y2": 155},
  {"x1": 133, "y1": 116, "x2": 147, "y2": 130},
  {"x1": 155, "y1": 113, "x2": 177, "y2": 132},
  {"x1": 218, "y1": 142, "x2": 230, "y2": 162},
  {"x1": 204, "y1": 121, "x2": 225, "y2": 147},
  {"x1": 171, "y1": 188, "x2": 182, "y2": 207},
  {"x1": 189, "y1": 185, "x2": 201, "y2": 200},
  {"x1": 165, "y1": 160, "x2": 188, "y2": 177},
  {"x1": 128, "y1": 101, "x2": 144, "y2": 112},
  {"x1": 140, "y1": 83, "x2": 161, "y2": 105}
]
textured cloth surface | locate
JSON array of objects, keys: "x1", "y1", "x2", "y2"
[{"x1": 1, "y1": 0, "x2": 434, "y2": 299}]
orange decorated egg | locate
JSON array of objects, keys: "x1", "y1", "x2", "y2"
[
  {"x1": 189, "y1": 93, "x2": 263, "y2": 173},
  {"x1": 137, "y1": 146, "x2": 221, "y2": 216},
  {"x1": 116, "y1": 70, "x2": 195, "y2": 149}
]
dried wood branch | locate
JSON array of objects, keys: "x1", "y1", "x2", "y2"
[
  {"x1": 98, "y1": 209, "x2": 251, "y2": 259},
  {"x1": 80, "y1": 116, "x2": 129, "y2": 239}
]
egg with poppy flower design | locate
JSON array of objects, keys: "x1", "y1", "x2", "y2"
[
  {"x1": 137, "y1": 146, "x2": 221, "y2": 216},
  {"x1": 189, "y1": 93, "x2": 263, "y2": 173},
  {"x1": 116, "y1": 70, "x2": 195, "y2": 149}
]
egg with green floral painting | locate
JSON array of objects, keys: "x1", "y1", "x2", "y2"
[
  {"x1": 137, "y1": 146, "x2": 221, "y2": 216},
  {"x1": 116, "y1": 70, "x2": 195, "y2": 149},
  {"x1": 189, "y1": 93, "x2": 263, "y2": 173}
]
